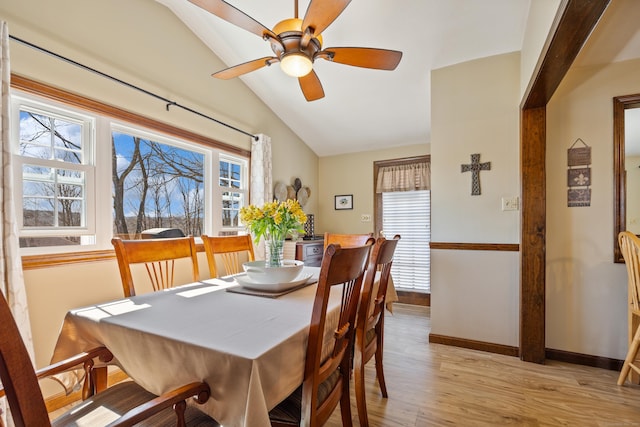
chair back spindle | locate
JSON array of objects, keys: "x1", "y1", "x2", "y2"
[
  {"x1": 201, "y1": 234, "x2": 255, "y2": 277},
  {"x1": 112, "y1": 236, "x2": 200, "y2": 297}
]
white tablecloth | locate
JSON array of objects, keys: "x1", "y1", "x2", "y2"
[
  {"x1": 51, "y1": 266, "x2": 397, "y2": 426},
  {"x1": 52, "y1": 267, "x2": 331, "y2": 426}
]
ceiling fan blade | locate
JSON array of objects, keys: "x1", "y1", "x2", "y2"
[
  {"x1": 323, "y1": 47, "x2": 402, "y2": 70},
  {"x1": 302, "y1": 0, "x2": 352, "y2": 37},
  {"x1": 299, "y1": 70, "x2": 325, "y2": 102},
  {"x1": 212, "y1": 57, "x2": 276, "y2": 80},
  {"x1": 189, "y1": 0, "x2": 276, "y2": 40}
]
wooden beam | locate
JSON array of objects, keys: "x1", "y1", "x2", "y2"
[
  {"x1": 520, "y1": 106, "x2": 546, "y2": 363},
  {"x1": 522, "y1": 0, "x2": 612, "y2": 109},
  {"x1": 519, "y1": 0, "x2": 610, "y2": 363}
]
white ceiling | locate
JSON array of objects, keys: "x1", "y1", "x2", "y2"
[{"x1": 156, "y1": 0, "x2": 531, "y2": 156}]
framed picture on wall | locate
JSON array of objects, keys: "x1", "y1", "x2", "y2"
[{"x1": 334, "y1": 194, "x2": 353, "y2": 210}]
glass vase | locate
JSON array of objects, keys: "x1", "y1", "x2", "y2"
[{"x1": 265, "y1": 236, "x2": 285, "y2": 267}]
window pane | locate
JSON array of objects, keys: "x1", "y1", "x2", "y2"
[
  {"x1": 112, "y1": 132, "x2": 205, "y2": 237},
  {"x1": 23, "y1": 180, "x2": 54, "y2": 197},
  {"x1": 22, "y1": 164, "x2": 85, "y2": 228},
  {"x1": 230, "y1": 163, "x2": 240, "y2": 189},
  {"x1": 220, "y1": 161, "x2": 229, "y2": 181},
  {"x1": 219, "y1": 160, "x2": 242, "y2": 190},
  {"x1": 222, "y1": 191, "x2": 242, "y2": 227},
  {"x1": 58, "y1": 199, "x2": 82, "y2": 227},
  {"x1": 19, "y1": 111, "x2": 83, "y2": 164},
  {"x1": 23, "y1": 197, "x2": 54, "y2": 226}
]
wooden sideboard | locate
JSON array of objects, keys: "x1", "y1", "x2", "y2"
[{"x1": 295, "y1": 240, "x2": 324, "y2": 267}]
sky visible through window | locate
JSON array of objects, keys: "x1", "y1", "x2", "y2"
[{"x1": 112, "y1": 132, "x2": 205, "y2": 237}]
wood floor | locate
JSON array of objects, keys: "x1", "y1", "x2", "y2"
[{"x1": 327, "y1": 303, "x2": 640, "y2": 426}]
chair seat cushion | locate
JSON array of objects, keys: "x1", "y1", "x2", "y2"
[
  {"x1": 365, "y1": 328, "x2": 376, "y2": 345},
  {"x1": 51, "y1": 380, "x2": 219, "y2": 426},
  {"x1": 268, "y1": 369, "x2": 341, "y2": 424}
]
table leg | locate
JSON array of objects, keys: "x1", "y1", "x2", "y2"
[{"x1": 93, "y1": 366, "x2": 108, "y2": 393}]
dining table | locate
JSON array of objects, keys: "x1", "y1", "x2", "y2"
[{"x1": 51, "y1": 266, "x2": 398, "y2": 427}]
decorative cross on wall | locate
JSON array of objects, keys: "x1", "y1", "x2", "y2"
[{"x1": 461, "y1": 153, "x2": 491, "y2": 195}]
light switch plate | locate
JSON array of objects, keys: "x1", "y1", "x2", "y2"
[
  {"x1": 501, "y1": 196, "x2": 520, "y2": 211},
  {"x1": 361, "y1": 214, "x2": 372, "y2": 222}
]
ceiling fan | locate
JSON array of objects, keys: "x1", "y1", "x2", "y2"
[{"x1": 188, "y1": 0, "x2": 403, "y2": 101}]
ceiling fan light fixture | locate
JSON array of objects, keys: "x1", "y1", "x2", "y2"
[
  {"x1": 273, "y1": 18, "x2": 323, "y2": 45},
  {"x1": 280, "y1": 53, "x2": 313, "y2": 77}
]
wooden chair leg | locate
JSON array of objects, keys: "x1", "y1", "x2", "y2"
[
  {"x1": 618, "y1": 322, "x2": 640, "y2": 385},
  {"x1": 374, "y1": 340, "x2": 388, "y2": 398},
  {"x1": 375, "y1": 318, "x2": 388, "y2": 398},
  {"x1": 354, "y1": 355, "x2": 369, "y2": 427},
  {"x1": 340, "y1": 374, "x2": 353, "y2": 427}
]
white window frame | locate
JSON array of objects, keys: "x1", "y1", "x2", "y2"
[
  {"x1": 11, "y1": 94, "x2": 96, "y2": 251},
  {"x1": 216, "y1": 154, "x2": 249, "y2": 235}
]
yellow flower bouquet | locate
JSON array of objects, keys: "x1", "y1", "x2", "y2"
[{"x1": 239, "y1": 199, "x2": 307, "y2": 266}]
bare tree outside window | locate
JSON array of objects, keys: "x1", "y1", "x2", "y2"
[
  {"x1": 112, "y1": 132, "x2": 205, "y2": 238},
  {"x1": 19, "y1": 112, "x2": 85, "y2": 229}
]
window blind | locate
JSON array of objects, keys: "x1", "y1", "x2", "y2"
[{"x1": 382, "y1": 190, "x2": 430, "y2": 293}]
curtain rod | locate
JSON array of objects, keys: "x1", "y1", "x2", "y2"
[{"x1": 9, "y1": 34, "x2": 258, "y2": 141}]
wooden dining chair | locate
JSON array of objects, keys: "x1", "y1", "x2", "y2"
[
  {"x1": 323, "y1": 232, "x2": 374, "y2": 251},
  {"x1": 617, "y1": 231, "x2": 640, "y2": 385},
  {"x1": 269, "y1": 240, "x2": 374, "y2": 427},
  {"x1": 111, "y1": 236, "x2": 200, "y2": 297},
  {"x1": 201, "y1": 234, "x2": 255, "y2": 277},
  {"x1": 0, "y1": 289, "x2": 218, "y2": 427},
  {"x1": 354, "y1": 235, "x2": 400, "y2": 427}
]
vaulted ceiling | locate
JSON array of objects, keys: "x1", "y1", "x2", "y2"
[{"x1": 157, "y1": 0, "x2": 532, "y2": 156}]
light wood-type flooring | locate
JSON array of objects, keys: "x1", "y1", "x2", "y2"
[{"x1": 327, "y1": 303, "x2": 640, "y2": 426}]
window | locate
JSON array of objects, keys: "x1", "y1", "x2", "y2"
[
  {"x1": 11, "y1": 91, "x2": 249, "y2": 253},
  {"x1": 111, "y1": 125, "x2": 208, "y2": 238},
  {"x1": 219, "y1": 157, "x2": 244, "y2": 229},
  {"x1": 374, "y1": 156, "x2": 430, "y2": 293},
  {"x1": 12, "y1": 96, "x2": 95, "y2": 248},
  {"x1": 382, "y1": 190, "x2": 431, "y2": 292}
]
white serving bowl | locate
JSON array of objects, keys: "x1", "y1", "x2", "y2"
[{"x1": 242, "y1": 260, "x2": 304, "y2": 284}]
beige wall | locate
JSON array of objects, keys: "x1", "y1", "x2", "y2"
[
  {"x1": 546, "y1": 57, "x2": 640, "y2": 359},
  {"x1": 316, "y1": 144, "x2": 428, "y2": 235},
  {"x1": 431, "y1": 52, "x2": 521, "y2": 244},
  {"x1": 430, "y1": 52, "x2": 521, "y2": 346}
]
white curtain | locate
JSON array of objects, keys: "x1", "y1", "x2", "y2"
[
  {"x1": 0, "y1": 21, "x2": 34, "y2": 427},
  {"x1": 250, "y1": 133, "x2": 272, "y2": 205},
  {"x1": 376, "y1": 161, "x2": 430, "y2": 193},
  {"x1": 249, "y1": 134, "x2": 273, "y2": 260}
]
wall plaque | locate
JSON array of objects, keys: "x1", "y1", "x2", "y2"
[{"x1": 567, "y1": 138, "x2": 591, "y2": 207}]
